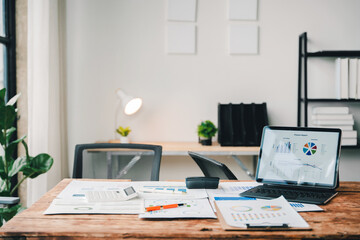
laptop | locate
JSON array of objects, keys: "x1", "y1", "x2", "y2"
[{"x1": 240, "y1": 126, "x2": 341, "y2": 205}]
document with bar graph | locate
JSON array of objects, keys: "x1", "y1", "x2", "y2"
[
  {"x1": 215, "y1": 196, "x2": 310, "y2": 230},
  {"x1": 206, "y1": 181, "x2": 323, "y2": 212}
]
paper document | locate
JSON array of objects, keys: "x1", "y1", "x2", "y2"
[
  {"x1": 213, "y1": 197, "x2": 323, "y2": 212},
  {"x1": 289, "y1": 202, "x2": 323, "y2": 212},
  {"x1": 215, "y1": 196, "x2": 309, "y2": 229},
  {"x1": 44, "y1": 180, "x2": 208, "y2": 215},
  {"x1": 219, "y1": 181, "x2": 262, "y2": 193},
  {"x1": 207, "y1": 182, "x2": 322, "y2": 212},
  {"x1": 56, "y1": 180, "x2": 207, "y2": 201},
  {"x1": 131, "y1": 181, "x2": 208, "y2": 200},
  {"x1": 206, "y1": 182, "x2": 260, "y2": 213},
  {"x1": 139, "y1": 198, "x2": 216, "y2": 219},
  {"x1": 56, "y1": 180, "x2": 135, "y2": 201},
  {"x1": 206, "y1": 181, "x2": 261, "y2": 196},
  {"x1": 44, "y1": 198, "x2": 144, "y2": 215}
]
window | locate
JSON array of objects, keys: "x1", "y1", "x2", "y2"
[
  {"x1": 0, "y1": 0, "x2": 4, "y2": 89},
  {"x1": 0, "y1": 0, "x2": 16, "y2": 101},
  {"x1": 0, "y1": 0, "x2": 16, "y2": 194}
]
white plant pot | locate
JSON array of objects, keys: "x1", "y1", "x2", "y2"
[{"x1": 120, "y1": 136, "x2": 130, "y2": 143}]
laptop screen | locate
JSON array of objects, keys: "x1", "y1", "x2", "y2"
[{"x1": 256, "y1": 126, "x2": 341, "y2": 189}]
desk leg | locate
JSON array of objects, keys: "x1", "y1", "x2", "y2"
[
  {"x1": 231, "y1": 155, "x2": 255, "y2": 180},
  {"x1": 253, "y1": 155, "x2": 258, "y2": 176},
  {"x1": 107, "y1": 152, "x2": 112, "y2": 179}
]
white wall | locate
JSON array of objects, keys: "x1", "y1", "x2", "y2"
[{"x1": 65, "y1": 0, "x2": 360, "y2": 181}]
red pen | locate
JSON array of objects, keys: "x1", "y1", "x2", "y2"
[{"x1": 145, "y1": 203, "x2": 187, "y2": 212}]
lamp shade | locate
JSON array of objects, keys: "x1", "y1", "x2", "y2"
[{"x1": 116, "y1": 89, "x2": 142, "y2": 115}]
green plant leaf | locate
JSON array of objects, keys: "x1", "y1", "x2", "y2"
[
  {"x1": 0, "y1": 204, "x2": 24, "y2": 227},
  {"x1": 116, "y1": 126, "x2": 131, "y2": 137},
  {"x1": 21, "y1": 139, "x2": 30, "y2": 159},
  {"x1": 123, "y1": 127, "x2": 131, "y2": 136},
  {"x1": 5, "y1": 93, "x2": 21, "y2": 106},
  {"x1": 0, "y1": 105, "x2": 16, "y2": 130},
  {"x1": 8, "y1": 157, "x2": 27, "y2": 177},
  {"x1": 0, "y1": 156, "x2": 7, "y2": 180},
  {"x1": 9, "y1": 135, "x2": 25, "y2": 147},
  {"x1": 21, "y1": 153, "x2": 54, "y2": 179},
  {"x1": 0, "y1": 130, "x2": 4, "y2": 146},
  {"x1": 0, "y1": 179, "x2": 9, "y2": 195},
  {"x1": 197, "y1": 120, "x2": 218, "y2": 138},
  {"x1": 0, "y1": 88, "x2": 5, "y2": 107},
  {"x1": 4, "y1": 137, "x2": 25, "y2": 164},
  {"x1": 5, "y1": 127, "x2": 16, "y2": 142},
  {"x1": 0, "y1": 127, "x2": 16, "y2": 146}
]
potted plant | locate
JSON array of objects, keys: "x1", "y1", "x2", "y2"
[
  {"x1": 0, "y1": 88, "x2": 54, "y2": 226},
  {"x1": 197, "y1": 120, "x2": 218, "y2": 146},
  {"x1": 116, "y1": 126, "x2": 131, "y2": 143}
]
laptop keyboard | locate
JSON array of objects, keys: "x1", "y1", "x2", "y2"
[{"x1": 240, "y1": 185, "x2": 338, "y2": 205}]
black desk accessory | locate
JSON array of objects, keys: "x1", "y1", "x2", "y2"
[{"x1": 186, "y1": 177, "x2": 219, "y2": 189}]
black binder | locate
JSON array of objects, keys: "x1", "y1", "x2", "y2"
[{"x1": 218, "y1": 103, "x2": 268, "y2": 146}]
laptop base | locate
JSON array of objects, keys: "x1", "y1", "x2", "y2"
[{"x1": 240, "y1": 185, "x2": 338, "y2": 205}]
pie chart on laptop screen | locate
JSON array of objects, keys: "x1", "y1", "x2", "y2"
[{"x1": 303, "y1": 142, "x2": 317, "y2": 155}]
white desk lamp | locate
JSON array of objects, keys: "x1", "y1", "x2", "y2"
[{"x1": 115, "y1": 89, "x2": 142, "y2": 139}]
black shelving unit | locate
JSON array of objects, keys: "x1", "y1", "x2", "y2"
[{"x1": 297, "y1": 32, "x2": 360, "y2": 148}]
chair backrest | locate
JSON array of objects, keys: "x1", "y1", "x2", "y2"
[
  {"x1": 188, "y1": 151, "x2": 238, "y2": 180},
  {"x1": 73, "y1": 143, "x2": 162, "y2": 181}
]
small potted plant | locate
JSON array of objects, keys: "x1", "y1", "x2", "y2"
[
  {"x1": 197, "y1": 120, "x2": 218, "y2": 146},
  {"x1": 116, "y1": 126, "x2": 131, "y2": 143}
]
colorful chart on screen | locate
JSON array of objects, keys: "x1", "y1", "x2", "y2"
[
  {"x1": 257, "y1": 128, "x2": 340, "y2": 186},
  {"x1": 303, "y1": 142, "x2": 317, "y2": 155}
]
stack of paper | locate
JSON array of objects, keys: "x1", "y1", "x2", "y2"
[
  {"x1": 311, "y1": 107, "x2": 357, "y2": 146},
  {"x1": 44, "y1": 180, "x2": 213, "y2": 218},
  {"x1": 43, "y1": 180, "x2": 322, "y2": 224}
]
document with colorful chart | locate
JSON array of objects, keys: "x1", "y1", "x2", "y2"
[
  {"x1": 139, "y1": 198, "x2": 216, "y2": 219},
  {"x1": 215, "y1": 196, "x2": 310, "y2": 230}
]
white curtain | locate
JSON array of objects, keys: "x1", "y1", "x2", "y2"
[{"x1": 27, "y1": 0, "x2": 68, "y2": 207}]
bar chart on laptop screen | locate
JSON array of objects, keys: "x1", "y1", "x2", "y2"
[{"x1": 259, "y1": 130, "x2": 339, "y2": 185}]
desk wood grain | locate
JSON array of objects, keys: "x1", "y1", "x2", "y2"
[{"x1": 0, "y1": 179, "x2": 359, "y2": 240}]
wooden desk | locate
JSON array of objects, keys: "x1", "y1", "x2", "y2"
[
  {"x1": 109, "y1": 141, "x2": 260, "y2": 178},
  {"x1": 1, "y1": 179, "x2": 359, "y2": 239}
]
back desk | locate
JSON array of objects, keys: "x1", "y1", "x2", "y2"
[
  {"x1": 0, "y1": 179, "x2": 359, "y2": 239},
  {"x1": 109, "y1": 141, "x2": 260, "y2": 178}
]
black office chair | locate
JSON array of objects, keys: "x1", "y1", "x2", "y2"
[
  {"x1": 188, "y1": 151, "x2": 238, "y2": 180},
  {"x1": 73, "y1": 143, "x2": 162, "y2": 181}
]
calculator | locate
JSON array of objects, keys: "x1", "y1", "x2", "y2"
[{"x1": 85, "y1": 186, "x2": 138, "y2": 202}]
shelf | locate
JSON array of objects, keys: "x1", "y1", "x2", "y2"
[
  {"x1": 297, "y1": 32, "x2": 360, "y2": 142},
  {"x1": 342, "y1": 143, "x2": 360, "y2": 149},
  {"x1": 306, "y1": 51, "x2": 360, "y2": 58},
  {"x1": 300, "y1": 98, "x2": 360, "y2": 103}
]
